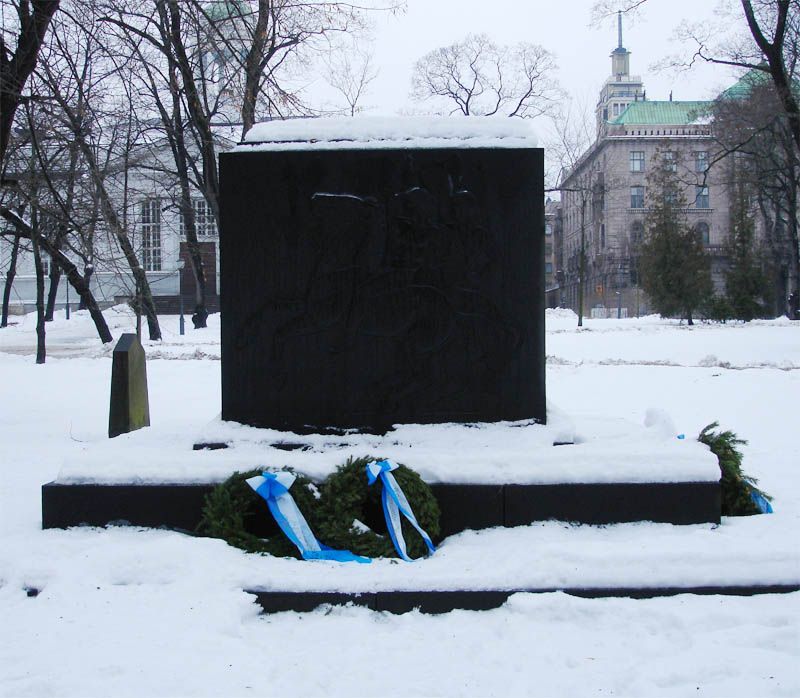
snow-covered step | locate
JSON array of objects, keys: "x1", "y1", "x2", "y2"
[{"x1": 248, "y1": 585, "x2": 800, "y2": 615}]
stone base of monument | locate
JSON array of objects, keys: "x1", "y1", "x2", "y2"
[
  {"x1": 43, "y1": 412, "x2": 784, "y2": 612},
  {"x1": 42, "y1": 411, "x2": 722, "y2": 532},
  {"x1": 41, "y1": 480, "x2": 720, "y2": 532}
]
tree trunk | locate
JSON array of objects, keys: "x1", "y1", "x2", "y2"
[
  {"x1": 578, "y1": 197, "x2": 586, "y2": 327},
  {"x1": 0, "y1": 1, "x2": 60, "y2": 164},
  {"x1": 1, "y1": 234, "x2": 21, "y2": 327},
  {"x1": 97, "y1": 182, "x2": 160, "y2": 340},
  {"x1": 45, "y1": 263, "x2": 61, "y2": 321},
  {"x1": 168, "y1": 54, "x2": 208, "y2": 328},
  {"x1": 187, "y1": 237, "x2": 208, "y2": 328},
  {"x1": 79, "y1": 264, "x2": 93, "y2": 311},
  {"x1": 787, "y1": 162, "x2": 799, "y2": 319},
  {"x1": 240, "y1": 0, "x2": 272, "y2": 137},
  {"x1": 741, "y1": 0, "x2": 800, "y2": 154},
  {"x1": 45, "y1": 84, "x2": 161, "y2": 340},
  {"x1": 31, "y1": 216, "x2": 46, "y2": 364},
  {"x1": 0, "y1": 207, "x2": 112, "y2": 343},
  {"x1": 166, "y1": 1, "x2": 220, "y2": 223}
]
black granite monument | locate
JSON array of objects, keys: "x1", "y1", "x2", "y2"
[{"x1": 219, "y1": 132, "x2": 545, "y2": 434}]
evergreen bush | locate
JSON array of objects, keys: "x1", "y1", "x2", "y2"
[
  {"x1": 698, "y1": 422, "x2": 772, "y2": 516},
  {"x1": 316, "y1": 456, "x2": 441, "y2": 559},
  {"x1": 700, "y1": 295, "x2": 733, "y2": 323},
  {"x1": 639, "y1": 149, "x2": 713, "y2": 325},
  {"x1": 197, "y1": 468, "x2": 322, "y2": 557}
]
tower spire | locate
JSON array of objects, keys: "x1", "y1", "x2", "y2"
[{"x1": 617, "y1": 11, "x2": 623, "y2": 49}]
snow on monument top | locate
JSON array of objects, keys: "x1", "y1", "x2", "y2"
[{"x1": 238, "y1": 116, "x2": 539, "y2": 151}]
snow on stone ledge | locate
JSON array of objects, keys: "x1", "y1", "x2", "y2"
[
  {"x1": 56, "y1": 408, "x2": 720, "y2": 486},
  {"x1": 237, "y1": 116, "x2": 539, "y2": 151}
]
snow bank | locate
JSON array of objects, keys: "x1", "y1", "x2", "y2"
[
  {"x1": 1, "y1": 310, "x2": 798, "y2": 698},
  {"x1": 238, "y1": 116, "x2": 539, "y2": 151},
  {"x1": 545, "y1": 307, "x2": 578, "y2": 320}
]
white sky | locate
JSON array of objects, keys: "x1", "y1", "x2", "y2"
[{"x1": 362, "y1": 0, "x2": 743, "y2": 116}]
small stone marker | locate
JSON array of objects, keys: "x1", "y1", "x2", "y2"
[{"x1": 109, "y1": 333, "x2": 150, "y2": 438}]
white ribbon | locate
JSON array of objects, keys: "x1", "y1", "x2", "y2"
[{"x1": 366, "y1": 459, "x2": 436, "y2": 562}]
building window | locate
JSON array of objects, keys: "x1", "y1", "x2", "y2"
[
  {"x1": 695, "y1": 221, "x2": 710, "y2": 244},
  {"x1": 545, "y1": 243, "x2": 553, "y2": 256},
  {"x1": 545, "y1": 223, "x2": 553, "y2": 236},
  {"x1": 695, "y1": 151, "x2": 708, "y2": 172},
  {"x1": 630, "y1": 221, "x2": 644, "y2": 244},
  {"x1": 545, "y1": 262, "x2": 553, "y2": 274},
  {"x1": 180, "y1": 198, "x2": 217, "y2": 238},
  {"x1": 663, "y1": 151, "x2": 677, "y2": 172},
  {"x1": 600, "y1": 224, "x2": 605, "y2": 248},
  {"x1": 630, "y1": 186, "x2": 645, "y2": 209},
  {"x1": 630, "y1": 151, "x2": 645, "y2": 172},
  {"x1": 695, "y1": 186, "x2": 710, "y2": 209},
  {"x1": 140, "y1": 198, "x2": 162, "y2": 272},
  {"x1": 40, "y1": 253, "x2": 50, "y2": 276},
  {"x1": 613, "y1": 103, "x2": 620, "y2": 116},
  {"x1": 664, "y1": 190, "x2": 678, "y2": 206}
]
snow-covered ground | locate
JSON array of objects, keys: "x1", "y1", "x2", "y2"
[{"x1": 1, "y1": 308, "x2": 798, "y2": 697}]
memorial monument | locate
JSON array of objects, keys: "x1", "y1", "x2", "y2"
[
  {"x1": 219, "y1": 117, "x2": 546, "y2": 434},
  {"x1": 41, "y1": 118, "x2": 723, "y2": 589}
]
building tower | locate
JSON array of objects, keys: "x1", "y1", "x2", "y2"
[{"x1": 595, "y1": 12, "x2": 644, "y2": 136}]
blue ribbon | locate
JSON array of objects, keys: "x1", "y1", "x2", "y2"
[
  {"x1": 247, "y1": 472, "x2": 370, "y2": 563},
  {"x1": 750, "y1": 490, "x2": 773, "y2": 514},
  {"x1": 366, "y1": 459, "x2": 436, "y2": 562}
]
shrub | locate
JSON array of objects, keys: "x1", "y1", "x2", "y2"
[{"x1": 698, "y1": 422, "x2": 772, "y2": 516}]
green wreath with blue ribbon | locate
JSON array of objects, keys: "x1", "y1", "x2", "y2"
[
  {"x1": 316, "y1": 456, "x2": 440, "y2": 560},
  {"x1": 197, "y1": 468, "x2": 321, "y2": 558},
  {"x1": 197, "y1": 457, "x2": 440, "y2": 561}
]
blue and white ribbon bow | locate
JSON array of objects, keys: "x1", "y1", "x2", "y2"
[
  {"x1": 366, "y1": 459, "x2": 436, "y2": 562},
  {"x1": 247, "y1": 471, "x2": 370, "y2": 563}
]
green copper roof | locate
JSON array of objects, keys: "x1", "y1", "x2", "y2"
[
  {"x1": 611, "y1": 101, "x2": 711, "y2": 125},
  {"x1": 719, "y1": 66, "x2": 800, "y2": 100},
  {"x1": 720, "y1": 68, "x2": 770, "y2": 99}
]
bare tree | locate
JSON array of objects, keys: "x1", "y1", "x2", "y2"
[
  {"x1": 324, "y1": 41, "x2": 377, "y2": 116},
  {"x1": 35, "y1": 4, "x2": 162, "y2": 339},
  {"x1": 0, "y1": 0, "x2": 59, "y2": 165},
  {"x1": 0, "y1": 230, "x2": 20, "y2": 326},
  {"x1": 1, "y1": 21, "x2": 114, "y2": 345},
  {"x1": 411, "y1": 34, "x2": 560, "y2": 118},
  {"x1": 713, "y1": 78, "x2": 799, "y2": 316},
  {"x1": 0, "y1": 208, "x2": 113, "y2": 343},
  {"x1": 98, "y1": 0, "x2": 396, "y2": 327}
]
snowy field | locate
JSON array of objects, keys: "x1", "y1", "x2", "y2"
[{"x1": 1, "y1": 307, "x2": 798, "y2": 697}]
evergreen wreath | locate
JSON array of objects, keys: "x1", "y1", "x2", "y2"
[
  {"x1": 698, "y1": 422, "x2": 772, "y2": 516},
  {"x1": 197, "y1": 468, "x2": 322, "y2": 557},
  {"x1": 316, "y1": 456, "x2": 441, "y2": 559}
]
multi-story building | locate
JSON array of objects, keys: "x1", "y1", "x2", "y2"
[
  {"x1": 559, "y1": 19, "x2": 732, "y2": 318},
  {"x1": 544, "y1": 198, "x2": 559, "y2": 294}
]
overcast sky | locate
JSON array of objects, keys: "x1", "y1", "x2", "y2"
[{"x1": 360, "y1": 0, "x2": 743, "y2": 117}]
